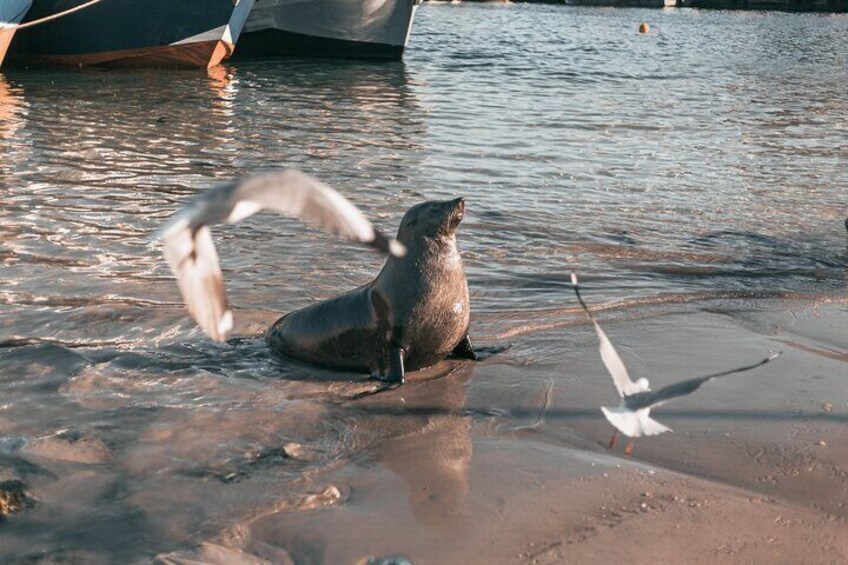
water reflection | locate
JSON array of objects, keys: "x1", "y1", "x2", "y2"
[
  {"x1": 7, "y1": 68, "x2": 243, "y2": 191},
  {"x1": 367, "y1": 366, "x2": 474, "y2": 531},
  {"x1": 0, "y1": 74, "x2": 27, "y2": 167},
  {"x1": 230, "y1": 59, "x2": 426, "y2": 179}
]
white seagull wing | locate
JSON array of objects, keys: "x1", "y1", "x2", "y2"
[
  {"x1": 571, "y1": 273, "x2": 643, "y2": 397},
  {"x1": 634, "y1": 351, "x2": 781, "y2": 410},
  {"x1": 592, "y1": 317, "x2": 639, "y2": 397},
  {"x1": 600, "y1": 406, "x2": 641, "y2": 437},
  {"x1": 600, "y1": 407, "x2": 672, "y2": 438},
  {"x1": 162, "y1": 222, "x2": 232, "y2": 342},
  {"x1": 636, "y1": 410, "x2": 672, "y2": 436},
  {"x1": 161, "y1": 169, "x2": 405, "y2": 342},
  {"x1": 236, "y1": 170, "x2": 406, "y2": 257}
]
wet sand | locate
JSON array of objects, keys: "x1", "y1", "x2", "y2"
[{"x1": 1, "y1": 297, "x2": 845, "y2": 563}]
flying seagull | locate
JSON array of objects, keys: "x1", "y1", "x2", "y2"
[
  {"x1": 161, "y1": 169, "x2": 406, "y2": 342},
  {"x1": 570, "y1": 273, "x2": 780, "y2": 456}
]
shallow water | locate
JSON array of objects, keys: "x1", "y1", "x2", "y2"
[{"x1": 0, "y1": 4, "x2": 846, "y2": 562}]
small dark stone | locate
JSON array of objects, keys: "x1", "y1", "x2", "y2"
[
  {"x1": 367, "y1": 557, "x2": 414, "y2": 565},
  {"x1": 0, "y1": 480, "x2": 34, "y2": 518}
]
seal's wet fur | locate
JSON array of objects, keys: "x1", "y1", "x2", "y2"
[{"x1": 267, "y1": 198, "x2": 474, "y2": 383}]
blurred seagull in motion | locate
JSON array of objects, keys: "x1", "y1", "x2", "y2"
[
  {"x1": 570, "y1": 273, "x2": 780, "y2": 457},
  {"x1": 161, "y1": 169, "x2": 405, "y2": 342}
]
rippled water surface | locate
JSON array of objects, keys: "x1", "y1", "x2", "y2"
[{"x1": 1, "y1": 4, "x2": 846, "y2": 562}]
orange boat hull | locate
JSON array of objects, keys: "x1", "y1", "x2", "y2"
[
  {"x1": 0, "y1": 27, "x2": 16, "y2": 69},
  {"x1": 13, "y1": 39, "x2": 235, "y2": 69}
]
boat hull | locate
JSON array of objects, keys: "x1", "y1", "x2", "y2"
[
  {"x1": 0, "y1": 0, "x2": 32, "y2": 69},
  {"x1": 235, "y1": 0, "x2": 418, "y2": 60},
  {"x1": 7, "y1": 0, "x2": 255, "y2": 68}
]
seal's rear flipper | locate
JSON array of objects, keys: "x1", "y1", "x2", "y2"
[
  {"x1": 449, "y1": 334, "x2": 478, "y2": 361},
  {"x1": 450, "y1": 341, "x2": 511, "y2": 361}
]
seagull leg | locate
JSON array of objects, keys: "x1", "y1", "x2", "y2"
[
  {"x1": 608, "y1": 430, "x2": 618, "y2": 449},
  {"x1": 624, "y1": 440, "x2": 634, "y2": 458}
]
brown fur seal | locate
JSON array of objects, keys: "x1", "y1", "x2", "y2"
[{"x1": 267, "y1": 198, "x2": 476, "y2": 384}]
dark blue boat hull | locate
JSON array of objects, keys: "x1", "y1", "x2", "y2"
[{"x1": 8, "y1": 0, "x2": 254, "y2": 68}]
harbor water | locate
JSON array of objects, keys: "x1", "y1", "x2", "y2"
[{"x1": 1, "y1": 4, "x2": 846, "y2": 562}]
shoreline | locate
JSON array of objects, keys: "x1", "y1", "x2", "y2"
[
  {"x1": 430, "y1": 0, "x2": 848, "y2": 13},
  {"x1": 2, "y1": 296, "x2": 845, "y2": 562}
]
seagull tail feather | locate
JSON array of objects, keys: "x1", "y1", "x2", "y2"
[
  {"x1": 600, "y1": 406, "x2": 642, "y2": 438},
  {"x1": 637, "y1": 411, "x2": 672, "y2": 436},
  {"x1": 601, "y1": 407, "x2": 672, "y2": 438}
]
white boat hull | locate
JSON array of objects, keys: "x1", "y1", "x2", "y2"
[{"x1": 236, "y1": 0, "x2": 418, "y2": 60}]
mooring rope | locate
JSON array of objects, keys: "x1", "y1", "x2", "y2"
[{"x1": 10, "y1": 0, "x2": 103, "y2": 31}]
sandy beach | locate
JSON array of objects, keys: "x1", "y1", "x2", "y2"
[
  {"x1": 159, "y1": 297, "x2": 848, "y2": 564},
  {"x1": 2, "y1": 296, "x2": 845, "y2": 563}
]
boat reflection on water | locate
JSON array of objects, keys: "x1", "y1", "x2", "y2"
[
  {"x1": 0, "y1": 75, "x2": 25, "y2": 135},
  {"x1": 6, "y1": 66, "x2": 242, "y2": 189},
  {"x1": 0, "y1": 59, "x2": 423, "y2": 187},
  {"x1": 229, "y1": 58, "x2": 425, "y2": 180},
  {"x1": 0, "y1": 75, "x2": 27, "y2": 169}
]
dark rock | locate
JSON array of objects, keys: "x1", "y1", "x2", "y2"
[{"x1": 0, "y1": 479, "x2": 35, "y2": 518}]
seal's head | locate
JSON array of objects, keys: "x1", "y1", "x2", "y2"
[{"x1": 396, "y1": 198, "x2": 465, "y2": 247}]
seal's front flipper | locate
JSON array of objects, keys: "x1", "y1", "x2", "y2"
[
  {"x1": 371, "y1": 347, "x2": 405, "y2": 385},
  {"x1": 369, "y1": 288, "x2": 392, "y2": 378},
  {"x1": 450, "y1": 334, "x2": 479, "y2": 361},
  {"x1": 387, "y1": 346, "x2": 405, "y2": 384}
]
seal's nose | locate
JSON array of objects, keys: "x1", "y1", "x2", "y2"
[{"x1": 444, "y1": 197, "x2": 465, "y2": 230}]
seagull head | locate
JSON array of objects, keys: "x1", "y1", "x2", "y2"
[{"x1": 634, "y1": 377, "x2": 650, "y2": 392}]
